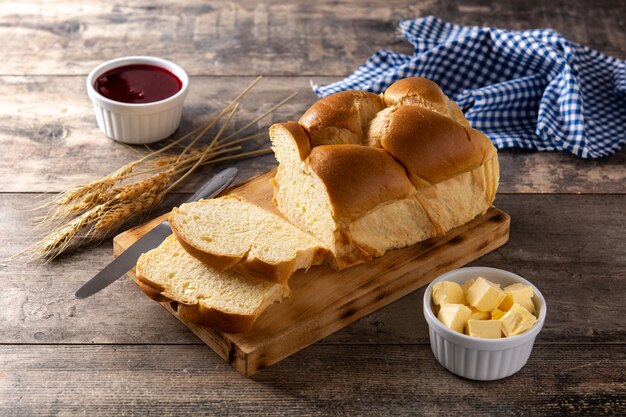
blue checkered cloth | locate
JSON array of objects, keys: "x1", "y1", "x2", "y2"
[{"x1": 312, "y1": 16, "x2": 626, "y2": 159}]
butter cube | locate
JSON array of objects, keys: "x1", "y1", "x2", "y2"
[
  {"x1": 466, "y1": 277, "x2": 506, "y2": 312},
  {"x1": 466, "y1": 319, "x2": 502, "y2": 339},
  {"x1": 438, "y1": 304, "x2": 472, "y2": 333},
  {"x1": 504, "y1": 283, "x2": 534, "y2": 302},
  {"x1": 491, "y1": 308, "x2": 506, "y2": 320},
  {"x1": 498, "y1": 294, "x2": 515, "y2": 311},
  {"x1": 469, "y1": 307, "x2": 491, "y2": 321},
  {"x1": 432, "y1": 281, "x2": 465, "y2": 306},
  {"x1": 499, "y1": 303, "x2": 537, "y2": 337},
  {"x1": 518, "y1": 297, "x2": 536, "y2": 315},
  {"x1": 461, "y1": 279, "x2": 475, "y2": 297}
]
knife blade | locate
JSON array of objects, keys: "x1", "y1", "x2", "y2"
[{"x1": 75, "y1": 167, "x2": 238, "y2": 299}]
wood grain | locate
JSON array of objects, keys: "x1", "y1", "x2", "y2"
[
  {"x1": 2, "y1": 0, "x2": 624, "y2": 76},
  {"x1": 2, "y1": 193, "x2": 624, "y2": 345},
  {"x1": 2, "y1": 0, "x2": 625, "y2": 411},
  {"x1": 4, "y1": 75, "x2": 625, "y2": 194},
  {"x1": 114, "y1": 171, "x2": 510, "y2": 376},
  {"x1": 3, "y1": 75, "x2": 311, "y2": 194},
  {"x1": 1, "y1": 344, "x2": 624, "y2": 417}
]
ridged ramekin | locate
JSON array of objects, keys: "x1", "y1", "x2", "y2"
[
  {"x1": 423, "y1": 267, "x2": 546, "y2": 381},
  {"x1": 86, "y1": 56, "x2": 189, "y2": 144}
]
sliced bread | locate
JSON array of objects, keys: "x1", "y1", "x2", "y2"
[
  {"x1": 136, "y1": 235, "x2": 287, "y2": 333},
  {"x1": 169, "y1": 195, "x2": 327, "y2": 283}
]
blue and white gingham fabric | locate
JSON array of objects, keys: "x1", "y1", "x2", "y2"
[{"x1": 312, "y1": 16, "x2": 626, "y2": 159}]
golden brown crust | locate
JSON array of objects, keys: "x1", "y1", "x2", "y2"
[
  {"x1": 134, "y1": 272, "x2": 170, "y2": 303},
  {"x1": 234, "y1": 245, "x2": 328, "y2": 281},
  {"x1": 271, "y1": 76, "x2": 499, "y2": 272},
  {"x1": 307, "y1": 144, "x2": 415, "y2": 221},
  {"x1": 383, "y1": 77, "x2": 448, "y2": 112},
  {"x1": 377, "y1": 105, "x2": 495, "y2": 187},
  {"x1": 169, "y1": 209, "x2": 242, "y2": 270},
  {"x1": 169, "y1": 204, "x2": 328, "y2": 284},
  {"x1": 177, "y1": 302, "x2": 257, "y2": 334},
  {"x1": 299, "y1": 90, "x2": 385, "y2": 147},
  {"x1": 231, "y1": 257, "x2": 293, "y2": 284},
  {"x1": 171, "y1": 217, "x2": 297, "y2": 284},
  {"x1": 328, "y1": 228, "x2": 373, "y2": 270},
  {"x1": 383, "y1": 77, "x2": 470, "y2": 126},
  {"x1": 136, "y1": 266, "x2": 262, "y2": 333},
  {"x1": 270, "y1": 122, "x2": 311, "y2": 160}
]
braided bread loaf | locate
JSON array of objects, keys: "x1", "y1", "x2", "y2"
[
  {"x1": 136, "y1": 77, "x2": 498, "y2": 332},
  {"x1": 271, "y1": 77, "x2": 499, "y2": 270}
]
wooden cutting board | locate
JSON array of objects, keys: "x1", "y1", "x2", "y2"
[{"x1": 114, "y1": 170, "x2": 510, "y2": 377}]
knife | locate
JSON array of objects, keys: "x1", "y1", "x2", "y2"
[{"x1": 75, "y1": 167, "x2": 238, "y2": 299}]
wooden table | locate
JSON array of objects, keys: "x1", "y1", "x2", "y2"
[{"x1": 2, "y1": 1, "x2": 624, "y2": 415}]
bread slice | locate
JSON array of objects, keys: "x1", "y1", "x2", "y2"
[
  {"x1": 136, "y1": 235, "x2": 286, "y2": 333},
  {"x1": 169, "y1": 195, "x2": 327, "y2": 283}
]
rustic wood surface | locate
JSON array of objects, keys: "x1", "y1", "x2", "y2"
[
  {"x1": 114, "y1": 171, "x2": 510, "y2": 376},
  {"x1": 1, "y1": 345, "x2": 624, "y2": 417},
  {"x1": 1, "y1": 0, "x2": 625, "y2": 415}
]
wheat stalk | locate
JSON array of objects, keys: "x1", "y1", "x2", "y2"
[
  {"x1": 91, "y1": 193, "x2": 166, "y2": 237},
  {"x1": 56, "y1": 162, "x2": 137, "y2": 206},
  {"x1": 21, "y1": 76, "x2": 297, "y2": 260},
  {"x1": 32, "y1": 161, "x2": 138, "y2": 228},
  {"x1": 164, "y1": 102, "x2": 240, "y2": 194},
  {"x1": 89, "y1": 170, "x2": 172, "y2": 235},
  {"x1": 32, "y1": 205, "x2": 107, "y2": 261},
  {"x1": 110, "y1": 170, "x2": 171, "y2": 202}
]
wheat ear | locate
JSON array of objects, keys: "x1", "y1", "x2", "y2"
[
  {"x1": 32, "y1": 205, "x2": 107, "y2": 261},
  {"x1": 91, "y1": 192, "x2": 166, "y2": 237}
]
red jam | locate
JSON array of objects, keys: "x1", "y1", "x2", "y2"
[{"x1": 94, "y1": 64, "x2": 182, "y2": 104}]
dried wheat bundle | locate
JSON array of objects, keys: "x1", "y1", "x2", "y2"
[{"x1": 22, "y1": 76, "x2": 296, "y2": 261}]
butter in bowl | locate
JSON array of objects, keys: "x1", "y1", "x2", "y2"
[{"x1": 423, "y1": 267, "x2": 547, "y2": 381}]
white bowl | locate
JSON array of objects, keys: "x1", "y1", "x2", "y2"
[
  {"x1": 86, "y1": 56, "x2": 189, "y2": 144},
  {"x1": 423, "y1": 267, "x2": 546, "y2": 381}
]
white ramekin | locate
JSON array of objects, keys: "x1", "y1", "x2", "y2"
[
  {"x1": 86, "y1": 56, "x2": 189, "y2": 144},
  {"x1": 423, "y1": 267, "x2": 546, "y2": 381}
]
